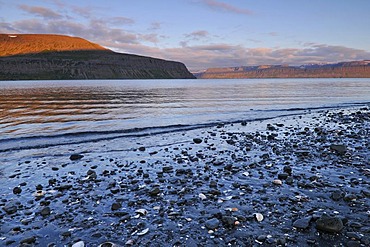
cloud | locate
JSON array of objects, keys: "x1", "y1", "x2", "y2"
[
  {"x1": 149, "y1": 22, "x2": 161, "y2": 31},
  {"x1": 185, "y1": 30, "x2": 209, "y2": 39},
  {"x1": 107, "y1": 17, "x2": 135, "y2": 26},
  {"x1": 202, "y1": 0, "x2": 253, "y2": 15},
  {"x1": 18, "y1": 4, "x2": 63, "y2": 19}
]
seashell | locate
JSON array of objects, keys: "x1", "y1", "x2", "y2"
[
  {"x1": 242, "y1": 172, "x2": 249, "y2": 177},
  {"x1": 272, "y1": 179, "x2": 283, "y2": 185},
  {"x1": 135, "y1": 209, "x2": 148, "y2": 216},
  {"x1": 72, "y1": 241, "x2": 85, "y2": 247},
  {"x1": 32, "y1": 190, "x2": 45, "y2": 197},
  {"x1": 199, "y1": 193, "x2": 207, "y2": 200},
  {"x1": 254, "y1": 213, "x2": 264, "y2": 222},
  {"x1": 98, "y1": 242, "x2": 119, "y2": 247},
  {"x1": 137, "y1": 228, "x2": 149, "y2": 236}
]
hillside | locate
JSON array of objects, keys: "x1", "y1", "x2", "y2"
[
  {"x1": 196, "y1": 61, "x2": 370, "y2": 79},
  {"x1": 0, "y1": 34, "x2": 195, "y2": 80}
]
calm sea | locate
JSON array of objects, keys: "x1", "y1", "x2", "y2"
[{"x1": 0, "y1": 78, "x2": 369, "y2": 152}]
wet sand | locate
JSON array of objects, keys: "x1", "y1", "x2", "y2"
[{"x1": 0, "y1": 106, "x2": 369, "y2": 246}]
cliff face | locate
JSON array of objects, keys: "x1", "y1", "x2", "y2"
[
  {"x1": 0, "y1": 34, "x2": 195, "y2": 80},
  {"x1": 197, "y1": 61, "x2": 370, "y2": 79}
]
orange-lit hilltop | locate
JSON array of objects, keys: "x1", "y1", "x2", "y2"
[
  {"x1": 0, "y1": 34, "x2": 107, "y2": 57},
  {"x1": 0, "y1": 34, "x2": 195, "y2": 80}
]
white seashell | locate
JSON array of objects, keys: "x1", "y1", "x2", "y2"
[
  {"x1": 137, "y1": 228, "x2": 149, "y2": 236},
  {"x1": 272, "y1": 179, "x2": 282, "y2": 185},
  {"x1": 98, "y1": 242, "x2": 119, "y2": 247},
  {"x1": 254, "y1": 213, "x2": 264, "y2": 222},
  {"x1": 72, "y1": 241, "x2": 85, "y2": 247},
  {"x1": 199, "y1": 193, "x2": 207, "y2": 200},
  {"x1": 135, "y1": 209, "x2": 148, "y2": 216},
  {"x1": 242, "y1": 172, "x2": 249, "y2": 176},
  {"x1": 32, "y1": 191, "x2": 45, "y2": 197},
  {"x1": 125, "y1": 239, "x2": 135, "y2": 245}
]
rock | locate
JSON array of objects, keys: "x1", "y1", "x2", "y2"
[
  {"x1": 222, "y1": 216, "x2": 237, "y2": 227},
  {"x1": 20, "y1": 236, "x2": 36, "y2": 244},
  {"x1": 330, "y1": 144, "x2": 346, "y2": 154},
  {"x1": 316, "y1": 215, "x2": 344, "y2": 233},
  {"x1": 70, "y1": 154, "x2": 84, "y2": 160},
  {"x1": 346, "y1": 241, "x2": 360, "y2": 247},
  {"x1": 193, "y1": 138, "x2": 203, "y2": 144},
  {"x1": 205, "y1": 218, "x2": 220, "y2": 230},
  {"x1": 3, "y1": 201, "x2": 18, "y2": 214},
  {"x1": 331, "y1": 190, "x2": 344, "y2": 201},
  {"x1": 138, "y1": 146, "x2": 146, "y2": 152},
  {"x1": 40, "y1": 207, "x2": 51, "y2": 216},
  {"x1": 111, "y1": 202, "x2": 121, "y2": 211},
  {"x1": 13, "y1": 187, "x2": 22, "y2": 194},
  {"x1": 278, "y1": 173, "x2": 289, "y2": 180},
  {"x1": 148, "y1": 187, "x2": 161, "y2": 196},
  {"x1": 293, "y1": 216, "x2": 312, "y2": 229},
  {"x1": 283, "y1": 165, "x2": 292, "y2": 175}
]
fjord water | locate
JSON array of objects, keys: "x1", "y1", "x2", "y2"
[{"x1": 0, "y1": 78, "x2": 369, "y2": 151}]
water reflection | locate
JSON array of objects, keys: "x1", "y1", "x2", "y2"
[{"x1": 0, "y1": 79, "x2": 369, "y2": 139}]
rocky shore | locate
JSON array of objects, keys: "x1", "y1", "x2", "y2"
[{"x1": 0, "y1": 106, "x2": 369, "y2": 246}]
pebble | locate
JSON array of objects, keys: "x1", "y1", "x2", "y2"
[
  {"x1": 193, "y1": 138, "x2": 203, "y2": 144},
  {"x1": 205, "y1": 218, "x2": 220, "y2": 230},
  {"x1": 148, "y1": 187, "x2": 161, "y2": 196},
  {"x1": 111, "y1": 202, "x2": 121, "y2": 211},
  {"x1": 70, "y1": 154, "x2": 84, "y2": 160},
  {"x1": 13, "y1": 187, "x2": 22, "y2": 194},
  {"x1": 2, "y1": 201, "x2": 18, "y2": 214},
  {"x1": 316, "y1": 215, "x2": 344, "y2": 233},
  {"x1": 293, "y1": 216, "x2": 312, "y2": 229},
  {"x1": 40, "y1": 206, "x2": 51, "y2": 216},
  {"x1": 20, "y1": 236, "x2": 36, "y2": 244},
  {"x1": 330, "y1": 144, "x2": 347, "y2": 154}
]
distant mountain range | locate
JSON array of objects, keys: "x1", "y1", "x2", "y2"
[
  {"x1": 195, "y1": 60, "x2": 370, "y2": 79},
  {"x1": 0, "y1": 34, "x2": 195, "y2": 80}
]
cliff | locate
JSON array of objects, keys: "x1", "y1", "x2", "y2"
[
  {"x1": 197, "y1": 61, "x2": 370, "y2": 79},
  {"x1": 0, "y1": 34, "x2": 195, "y2": 80}
]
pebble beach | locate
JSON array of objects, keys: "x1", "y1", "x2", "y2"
[{"x1": 1, "y1": 106, "x2": 369, "y2": 247}]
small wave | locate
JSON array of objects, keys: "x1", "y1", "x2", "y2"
[{"x1": 0, "y1": 102, "x2": 368, "y2": 153}]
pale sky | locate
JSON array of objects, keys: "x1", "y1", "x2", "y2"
[{"x1": 1, "y1": 0, "x2": 370, "y2": 71}]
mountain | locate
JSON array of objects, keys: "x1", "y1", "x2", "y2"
[
  {"x1": 0, "y1": 34, "x2": 195, "y2": 80},
  {"x1": 196, "y1": 61, "x2": 370, "y2": 79}
]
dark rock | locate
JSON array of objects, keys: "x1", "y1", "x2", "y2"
[
  {"x1": 222, "y1": 216, "x2": 237, "y2": 227},
  {"x1": 138, "y1": 146, "x2": 146, "y2": 152},
  {"x1": 316, "y1": 215, "x2": 344, "y2": 233},
  {"x1": 111, "y1": 202, "x2": 121, "y2": 211},
  {"x1": 40, "y1": 207, "x2": 51, "y2": 216},
  {"x1": 283, "y1": 165, "x2": 292, "y2": 174},
  {"x1": 20, "y1": 236, "x2": 36, "y2": 244},
  {"x1": 193, "y1": 138, "x2": 203, "y2": 144},
  {"x1": 330, "y1": 144, "x2": 347, "y2": 154},
  {"x1": 13, "y1": 187, "x2": 22, "y2": 194},
  {"x1": 293, "y1": 216, "x2": 312, "y2": 229},
  {"x1": 331, "y1": 190, "x2": 344, "y2": 201},
  {"x1": 205, "y1": 218, "x2": 220, "y2": 230},
  {"x1": 70, "y1": 154, "x2": 84, "y2": 160},
  {"x1": 346, "y1": 241, "x2": 360, "y2": 247},
  {"x1": 149, "y1": 187, "x2": 161, "y2": 196},
  {"x1": 3, "y1": 201, "x2": 18, "y2": 214},
  {"x1": 278, "y1": 173, "x2": 289, "y2": 180}
]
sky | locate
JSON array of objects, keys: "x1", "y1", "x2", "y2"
[{"x1": 1, "y1": 0, "x2": 370, "y2": 71}]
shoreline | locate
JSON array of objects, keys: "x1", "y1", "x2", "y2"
[{"x1": 0, "y1": 106, "x2": 369, "y2": 246}]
